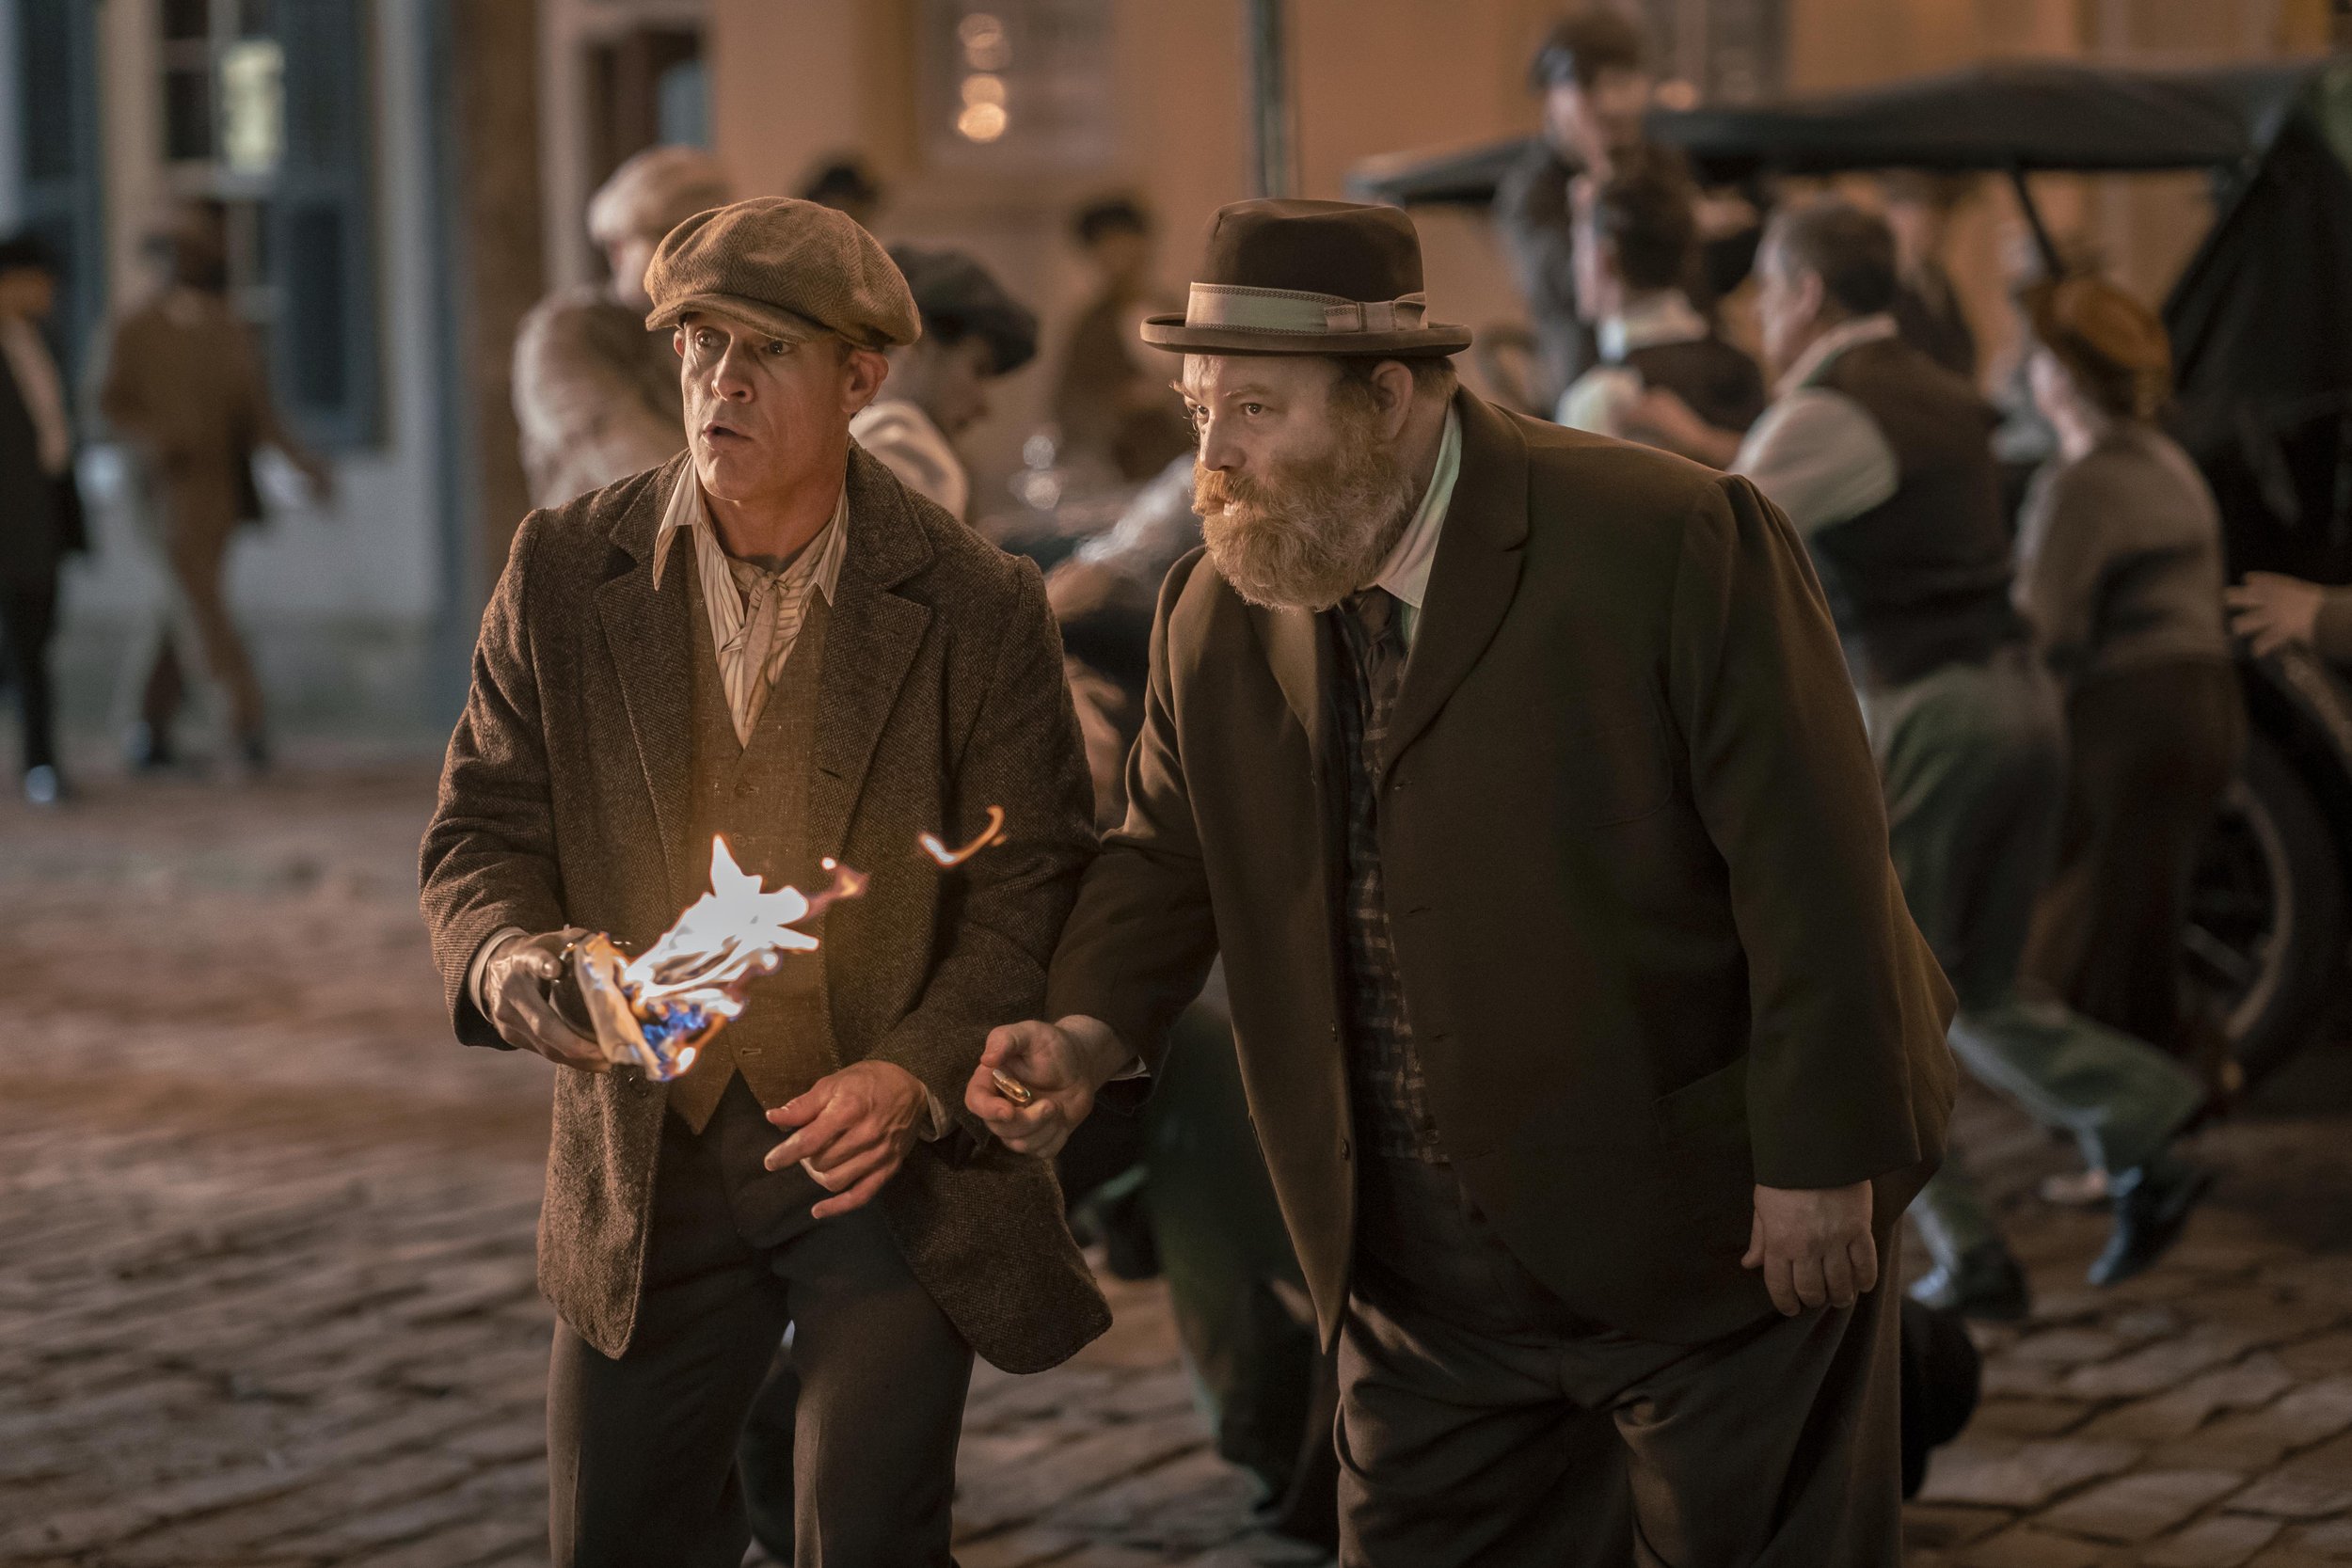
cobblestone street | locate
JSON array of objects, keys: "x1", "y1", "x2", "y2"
[{"x1": 3, "y1": 756, "x2": 2350, "y2": 1567}]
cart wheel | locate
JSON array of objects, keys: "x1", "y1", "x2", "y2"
[{"x1": 2183, "y1": 734, "x2": 2347, "y2": 1085}]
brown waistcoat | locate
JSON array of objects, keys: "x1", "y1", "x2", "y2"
[{"x1": 663, "y1": 573, "x2": 836, "y2": 1132}]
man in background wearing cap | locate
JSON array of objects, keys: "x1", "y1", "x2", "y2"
[
  {"x1": 421, "y1": 196, "x2": 1105, "y2": 1565},
  {"x1": 514, "y1": 145, "x2": 730, "y2": 510},
  {"x1": 969, "y1": 198, "x2": 1954, "y2": 1564},
  {"x1": 848, "y1": 245, "x2": 1038, "y2": 521}
]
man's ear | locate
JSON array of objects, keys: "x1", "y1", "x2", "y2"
[
  {"x1": 1369, "y1": 359, "x2": 1417, "y2": 439},
  {"x1": 842, "y1": 344, "x2": 891, "y2": 415}
]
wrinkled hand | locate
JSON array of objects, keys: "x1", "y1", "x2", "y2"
[
  {"x1": 765, "y1": 1061, "x2": 929, "y2": 1218},
  {"x1": 2226, "y1": 573, "x2": 2326, "y2": 657},
  {"x1": 482, "y1": 927, "x2": 606, "y2": 1070},
  {"x1": 966, "y1": 1017, "x2": 1126, "y2": 1161},
  {"x1": 1743, "y1": 1180, "x2": 1877, "y2": 1316}
]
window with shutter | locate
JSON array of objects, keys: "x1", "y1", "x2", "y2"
[
  {"x1": 154, "y1": 0, "x2": 381, "y2": 450},
  {"x1": 14, "y1": 0, "x2": 105, "y2": 390}
]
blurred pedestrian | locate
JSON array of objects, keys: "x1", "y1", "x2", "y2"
[
  {"x1": 1496, "y1": 9, "x2": 1652, "y2": 410},
  {"x1": 97, "y1": 199, "x2": 330, "y2": 773},
  {"x1": 1556, "y1": 152, "x2": 1764, "y2": 440},
  {"x1": 2229, "y1": 573, "x2": 2352, "y2": 656},
  {"x1": 514, "y1": 146, "x2": 728, "y2": 510},
  {"x1": 1882, "y1": 172, "x2": 1979, "y2": 381},
  {"x1": 797, "y1": 155, "x2": 883, "y2": 232},
  {"x1": 1053, "y1": 196, "x2": 1195, "y2": 483},
  {"x1": 851, "y1": 245, "x2": 1038, "y2": 520},
  {"x1": 0, "y1": 234, "x2": 87, "y2": 806},
  {"x1": 2014, "y1": 276, "x2": 2241, "y2": 1075},
  {"x1": 1686, "y1": 198, "x2": 2210, "y2": 1318}
]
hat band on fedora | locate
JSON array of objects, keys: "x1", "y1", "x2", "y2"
[{"x1": 1184, "y1": 282, "x2": 1431, "y2": 337}]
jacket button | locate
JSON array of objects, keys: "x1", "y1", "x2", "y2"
[{"x1": 1339, "y1": 1136, "x2": 1352, "y2": 1160}]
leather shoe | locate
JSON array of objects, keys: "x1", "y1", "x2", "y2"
[
  {"x1": 2090, "y1": 1155, "x2": 2212, "y2": 1287},
  {"x1": 1909, "y1": 1243, "x2": 2031, "y2": 1322}
]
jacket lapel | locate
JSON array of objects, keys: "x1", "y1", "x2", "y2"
[
  {"x1": 596, "y1": 456, "x2": 696, "y2": 908},
  {"x1": 1256, "y1": 603, "x2": 1330, "y2": 768},
  {"x1": 808, "y1": 449, "x2": 935, "y2": 863},
  {"x1": 1383, "y1": 392, "x2": 1529, "y2": 770}
]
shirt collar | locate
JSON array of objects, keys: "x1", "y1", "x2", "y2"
[
  {"x1": 1368, "y1": 404, "x2": 1462, "y2": 612},
  {"x1": 651, "y1": 465, "x2": 850, "y2": 603},
  {"x1": 1598, "y1": 292, "x2": 1710, "y2": 362},
  {"x1": 1775, "y1": 312, "x2": 1901, "y2": 398}
]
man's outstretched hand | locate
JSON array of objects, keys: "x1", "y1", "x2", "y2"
[
  {"x1": 966, "y1": 1017, "x2": 1129, "y2": 1160},
  {"x1": 1743, "y1": 1180, "x2": 1878, "y2": 1315},
  {"x1": 766, "y1": 1061, "x2": 930, "y2": 1219},
  {"x1": 482, "y1": 928, "x2": 607, "y2": 1070}
]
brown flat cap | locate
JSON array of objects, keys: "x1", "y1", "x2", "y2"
[{"x1": 644, "y1": 196, "x2": 918, "y2": 349}]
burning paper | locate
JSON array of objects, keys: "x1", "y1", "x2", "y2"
[
  {"x1": 559, "y1": 838, "x2": 866, "y2": 1081},
  {"x1": 919, "y1": 805, "x2": 1008, "y2": 868}
]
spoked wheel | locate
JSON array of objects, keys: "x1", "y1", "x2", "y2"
[{"x1": 2183, "y1": 734, "x2": 2347, "y2": 1086}]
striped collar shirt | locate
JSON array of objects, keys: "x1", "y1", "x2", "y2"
[{"x1": 652, "y1": 467, "x2": 850, "y2": 744}]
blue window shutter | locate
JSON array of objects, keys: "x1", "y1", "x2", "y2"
[
  {"x1": 15, "y1": 0, "x2": 105, "y2": 390},
  {"x1": 272, "y1": 0, "x2": 381, "y2": 448}
]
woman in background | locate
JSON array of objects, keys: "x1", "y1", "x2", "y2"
[{"x1": 2014, "y1": 275, "x2": 2240, "y2": 1085}]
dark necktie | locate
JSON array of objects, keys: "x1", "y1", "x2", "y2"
[{"x1": 1343, "y1": 587, "x2": 1406, "y2": 721}]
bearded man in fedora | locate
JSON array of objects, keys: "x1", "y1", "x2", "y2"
[
  {"x1": 969, "y1": 198, "x2": 1957, "y2": 1565},
  {"x1": 421, "y1": 198, "x2": 1105, "y2": 1565}
]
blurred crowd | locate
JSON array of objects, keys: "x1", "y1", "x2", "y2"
[{"x1": 8, "y1": 6, "x2": 2351, "y2": 1554}]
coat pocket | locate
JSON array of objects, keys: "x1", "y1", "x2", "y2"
[{"x1": 1651, "y1": 1054, "x2": 1756, "y2": 1251}]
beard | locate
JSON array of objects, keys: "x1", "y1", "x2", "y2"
[{"x1": 1194, "y1": 395, "x2": 1421, "y2": 612}]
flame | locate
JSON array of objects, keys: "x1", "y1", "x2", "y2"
[
  {"x1": 919, "y1": 805, "x2": 1009, "y2": 868},
  {"x1": 620, "y1": 838, "x2": 859, "y2": 1020}
]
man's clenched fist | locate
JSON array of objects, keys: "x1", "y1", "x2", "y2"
[
  {"x1": 965, "y1": 1016, "x2": 1129, "y2": 1160},
  {"x1": 481, "y1": 927, "x2": 608, "y2": 1071}
]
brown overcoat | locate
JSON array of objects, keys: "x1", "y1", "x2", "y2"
[
  {"x1": 421, "y1": 448, "x2": 1110, "y2": 1370},
  {"x1": 1046, "y1": 390, "x2": 1958, "y2": 1350}
]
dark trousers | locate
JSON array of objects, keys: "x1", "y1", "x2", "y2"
[
  {"x1": 1, "y1": 576, "x2": 57, "y2": 773},
  {"x1": 547, "y1": 1077, "x2": 972, "y2": 1568},
  {"x1": 1337, "y1": 1154, "x2": 1904, "y2": 1568},
  {"x1": 2026, "y1": 659, "x2": 2243, "y2": 1057}
]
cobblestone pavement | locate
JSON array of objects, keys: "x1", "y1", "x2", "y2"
[{"x1": 2, "y1": 757, "x2": 2349, "y2": 1568}]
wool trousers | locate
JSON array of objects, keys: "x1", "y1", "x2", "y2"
[
  {"x1": 1336, "y1": 1153, "x2": 1905, "y2": 1568},
  {"x1": 1, "y1": 575, "x2": 58, "y2": 773},
  {"x1": 547, "y1": 1076, "x2": 971, "y2": 1568},
  {"x1": 1862, "y1": 646, "x2": 2204, "y2": 1269}
]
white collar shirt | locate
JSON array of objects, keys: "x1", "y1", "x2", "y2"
[
  {"x1": 1364, "y1": 404, "x2": 1462, "y2": 652},
  {"x1": 651, "y1": 466, "x2": 850, "y2": 744}
]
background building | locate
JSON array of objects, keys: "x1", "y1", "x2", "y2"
[{"x1": 0, "y1": 0, "x2": 2337, "y2": 745}]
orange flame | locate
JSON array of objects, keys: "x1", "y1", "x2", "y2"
[{"x1": 919, "y1": 806, "x2": 1009, "y2": 868}]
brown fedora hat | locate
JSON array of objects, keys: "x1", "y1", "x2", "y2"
[{"x1": 1140, "y1": 198, "x2": 1472, "y2": 357}]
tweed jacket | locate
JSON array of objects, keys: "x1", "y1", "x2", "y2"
[
  {"x1": 421, "y1": 447, "x2": 1110, "y2": 1370},
  {"x1": 1047, "y1": 390, "x2": 1958, "y2": 1350}
]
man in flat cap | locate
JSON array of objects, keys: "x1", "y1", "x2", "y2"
[
  {"x1": 849, "y1": 244, "x2": 1038, "y2": 520},
  {"x1": 421, "y1": 196, "x2": 1106, "y2": 1565},
  {"x1": 513, "y1": 145, "x2": 730, "y2": 509},
  {"x1": 971, "y1": 198, "x2": 1956, "y2": 1564}
]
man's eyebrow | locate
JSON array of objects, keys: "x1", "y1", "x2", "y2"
[{"x1": 1174, "y1": 381, "x2": 1278, "y2": 401}]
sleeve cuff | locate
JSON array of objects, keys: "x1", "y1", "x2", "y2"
[{"x1": 466, "y1": 927, "x2": 529, "y2": 1014}]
